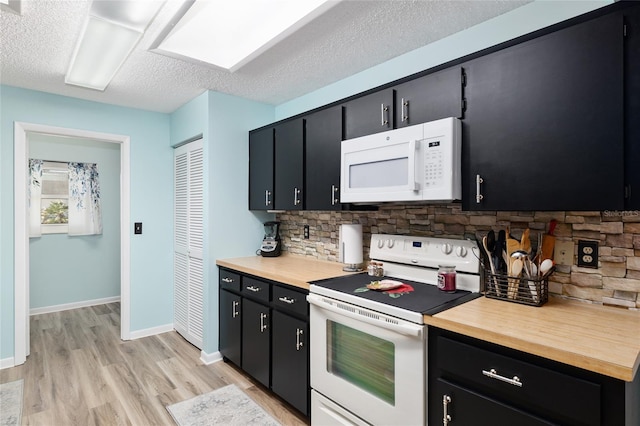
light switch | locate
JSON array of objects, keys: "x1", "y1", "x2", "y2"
[
  {"x1": 134, "y1": 222, "x2": 142, "y2": 234},
  {"x1": 553, "y1": 240, "x2": 574, "y2": 266}
]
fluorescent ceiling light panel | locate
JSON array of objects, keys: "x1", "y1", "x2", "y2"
[
  {"x1": 154, "y1": 0, "x2": 339, "y2": 72},
  {"x1": 65, "y1": 1, "x2": 164, "y2": 91}
]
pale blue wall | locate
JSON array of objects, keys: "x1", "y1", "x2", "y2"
[
  {"x1": 169, "y1": 91, "x2": 274, "y2": 355},
  {"x1": 0, "y1": 85, "x2": 172, "y2": 360},
  {"x1": 275, "y1": 0, "x2": 612, "y2": 120},
  {"x1": 29, "y1": 135, "x2": 121, "y2": 309}
]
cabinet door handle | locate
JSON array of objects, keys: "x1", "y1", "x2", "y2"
[
  {"x1": 296, "y1": 328, "x2": 304, "y2": 351},
  {"x1": 222, "y1": 277, "x2": 234, "y2": 283},
  {"x1": 232, "y1": 300, "x2": 239, "y2": 318},
  {"x1": 401, "y1": 98, "x2": 409, "y2": 123},
  {"x1": 476, "y1": 174, "x2": 484, "y2": 203},
  {"x1": 260, "y1": 312, "x2": 268, "y2": 332},
  {"x1": 265, "y1": 190, "x2": 271, "y2": 207},
  {"x1": 381, "y1": 103, "x2": 389, "y2": 126},
  {"x1": 278, "y1": 296, "x2": 295, "y2": 304},
  {"x1": 294, "y1": 187, "x2": 301, "y2": 205},
  {"x1": 331, "y1": 185, "x2": 339, "y2": 206},
  {"x1": 443, "y1": 395, "x2": 452, "y2": 425},
  {"x1": 246, "y1": 285, "x2": 261, "y2": 292},
  {"x1": 482, "y1": 368, "x2": 523, "y2": 387}
]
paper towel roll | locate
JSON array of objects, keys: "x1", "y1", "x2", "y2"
[{"x1": 340, "y1": 224, "x2": 363, "y2": 271}]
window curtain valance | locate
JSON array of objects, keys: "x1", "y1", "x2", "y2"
[{"x1": 29, "y1": 159, "x2": 102, "y2": 237}]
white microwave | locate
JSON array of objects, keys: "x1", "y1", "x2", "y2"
[{"x1": 340, "y1": 117, "x2": 462, "y2": 203}]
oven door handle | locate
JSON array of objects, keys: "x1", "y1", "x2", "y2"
[{"x1": 307, "y1": 294, "x2": 424, "y2": 338}]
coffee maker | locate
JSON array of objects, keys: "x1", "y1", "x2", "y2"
[{"x1": 260, "y1": 221, "x2": 282, "y2": 257}]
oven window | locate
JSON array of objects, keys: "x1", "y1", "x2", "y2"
[
  {"x1": 349, "y1": 157, "x2": 408, "y2": 188},
  {"x1": 327, "y1": 321, "x2": 395, "y2": 405}
]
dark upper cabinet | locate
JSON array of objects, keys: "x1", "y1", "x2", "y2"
[
  {"x1": 625, "y1": 7, "x2": 640, "y2": 210},
  {"x1": 275, "y1": 119, "x2": 305, "y2": 210},
  {"x1": 305, "y1": 106, "x2": 343, "y2": 210},
  {"x1": 344, "y1": 88, "x2": 394, "y2": 140},
  {"x1": 462, "y1": 13, "x2": 624, "y2": 211},
  {"x1": 248, "y1": 127, "x2": 274, "y2": 210},
  {"x1": 394, "y1": 67, "x2": 464, "y2": 128}
]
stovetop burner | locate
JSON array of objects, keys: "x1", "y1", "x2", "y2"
[{"x1": 310, "y1": 272, "x2": 480, "y2": 320}]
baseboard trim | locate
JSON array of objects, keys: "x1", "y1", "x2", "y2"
[
  {"x1": 129, "y1": 323, "x2": 174, "y2": 340},
  {"x1": 200, "y1": 350, "x2": 222, "y2": 365},
  {"x1": 30, "y1": 296, "x2": 121, "y2": 316},
  {"x1": 0, "y1": 356, "x2": 16, "y2": 370}
]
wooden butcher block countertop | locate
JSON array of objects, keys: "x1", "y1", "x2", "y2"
[
  {"x1": 216, "y1": 255, "x2": 640, "y2": 382},
  {"x1": 216, "y1": 253, "x2": 355, "y2": 290},
  {"x1": 425, "y1": 296, "x2": 640, "y2": 382}
]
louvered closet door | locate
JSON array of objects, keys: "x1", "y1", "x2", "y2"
[{"x1": 174, "y1": 139, "x2": 204, "y2": 349}]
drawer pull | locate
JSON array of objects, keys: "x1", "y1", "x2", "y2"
[
  {"x1": 442, "y1": 395, "x2": 452, "y2": 425},
  {"x1": 246, "y1": 285, "x2": 261, "y2": 292},
  {"x1": 278, "y1": 296, "x2": 296, "y2": 304},
  {"x1": 482, "y1": 368, "x2": 523, "y2": 387},
  {"x1": 222, "y1": 277, "x2": 234, "y2": 283}
]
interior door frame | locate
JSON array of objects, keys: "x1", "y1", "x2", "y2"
[{"x1": 13, "y1": 122, "x2": 131, "y2": 365}]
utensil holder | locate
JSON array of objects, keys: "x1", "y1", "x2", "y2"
[{"x1": 482, "y1": 263, "x2": 551, "y2": 307}]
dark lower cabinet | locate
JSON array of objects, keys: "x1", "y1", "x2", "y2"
[
  {"x1": 219, "y1": 268, "x2": 310, "y2": 417},
  {"x1": 219, "y1": 289, "x2": 241, "y2": 366},
  {"x1": 242, "y1": 298, "x2": 271, "y2": 388},
  {"x1": 429, "y1": 327, "x2": 639, "y2": 426},
  {"x1": 271, "y1": 311, "x2": 309, "y2": 415},
  {"x1": 435, "y1": 378, "x2": 554, "y2": 426}
]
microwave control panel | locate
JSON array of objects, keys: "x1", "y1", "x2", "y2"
[{"x1": 424, "y1": 140, "x2": 443, "y2": 188}]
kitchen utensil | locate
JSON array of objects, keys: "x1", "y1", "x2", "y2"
[
  {"x1": 508, "y1": 259, "x2": 523, "y2": 299},
  {"x1": 540, "y1": 220, "x2": 557, "y2": 261},
  {"x1": 483, "y1": 234, "x2": 500, "y2": 296},
  {"x1": 512, "y1": 250, "x2": 537, "y2": 302},
  {"x1": 494, "y1": 230, "x2": 507, "y2": 274},
  {"x1": 520, "y1": 228, "x2": 531, "y2": 255},
  {"x1": 540, "y1": 258, "x2": 554, "y2": 277},
  {"x1": 506, "y1": 229, "x2": 521, "y2": 290}
]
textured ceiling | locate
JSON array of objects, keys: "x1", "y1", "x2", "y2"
[{"x1": 0, "y1": 1, "x2": 532, "y2": 114}]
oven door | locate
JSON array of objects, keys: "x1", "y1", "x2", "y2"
[{"x1": 308, "y1": 293, "x2": 426, "y2": 426}]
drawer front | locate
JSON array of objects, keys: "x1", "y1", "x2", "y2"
[
  {"x1": 272, "y1": 285, "x2": 308, "y2": 317},
  {"x1": 436, "y1": 336, "x2": 601, "y2": 426},
  {"x1": 242, "y1": 277, "x2": 270, "y2": 302},
  {"x1": 219, "y1": 269, "x2": 241, "y2": 292}
]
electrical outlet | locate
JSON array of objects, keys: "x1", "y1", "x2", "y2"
[
  {"x1": 553, "y1": 240, "x2": 574, "y2": 266},
  {"x1": 303, "y1": 225, "x2": 309, "y2": 239},
  {"x1": 577, "y1": 240, "x2": 598, "y2": 268}
]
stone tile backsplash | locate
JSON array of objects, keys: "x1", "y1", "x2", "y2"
[{"x1": 276, "y1": 205, "x2": 640, "y2": 310}]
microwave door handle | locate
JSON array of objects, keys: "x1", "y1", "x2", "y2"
[{"x1": 408, "y1": 139, "x2": 419, "y2": 191}]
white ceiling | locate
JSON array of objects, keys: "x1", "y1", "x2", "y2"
[{"x1": 0, "y1": 0, "x2": 532, "y2": 114}]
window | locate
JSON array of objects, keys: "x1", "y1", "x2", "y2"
[{"x1": 40, "y1": 161, "x2": 69, "y2": 234}]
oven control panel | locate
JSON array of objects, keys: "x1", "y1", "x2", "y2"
[{"x1": 369, "y1": 234, "x2": 480, "y2": 274}]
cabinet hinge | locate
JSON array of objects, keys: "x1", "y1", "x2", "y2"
[
  {"x1": 461, "y1": 71, "x2": 467, "y2": 87},
  {"x1": 623, "y1": 24, "x2": 627, "y2": 38},
  {"x1": 462, "y1": 98, "x2": 467, "y2": 112},
  {"x1": 625, "y1": 184, "x2": 631, "y2": 199}
]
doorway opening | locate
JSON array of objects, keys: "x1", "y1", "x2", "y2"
[{"x1": 14, "y1": 122, "x2": 131, "y2": 365}]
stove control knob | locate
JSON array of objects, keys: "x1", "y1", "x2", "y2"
[
  {"x1": 377, "y1": 239, "x2": 384, "y2": 249},
  {"x1": 441, "y1": 243, "x2": 453, "y2": 255},
  {"x1": 387, "y1": 239, "x2": 395, "y2": 248},
  {"x1": 455, "y1": 246, "x2": 468, "y2": 258}
]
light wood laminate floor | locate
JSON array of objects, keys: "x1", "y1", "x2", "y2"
[{"x1": 0, "y1": 303, "x2": 309, "y2": 426}]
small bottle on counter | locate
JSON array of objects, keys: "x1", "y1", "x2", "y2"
[
  {"x1": 437, "y1": 265, "x2": 456, "y2": 292},
  {"x1": 375, "y1": 262, "x2": 384, "y2": 277},
  {"x1": 367, "y1": 261, "x2": 376, "y2": 276}
]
